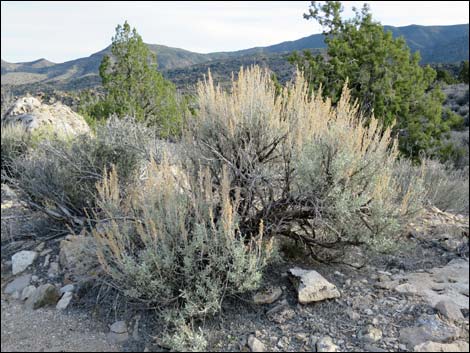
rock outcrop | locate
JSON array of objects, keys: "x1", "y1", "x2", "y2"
[{"x1": 3, "y1": 96, "x2": 90, "y2": 136}]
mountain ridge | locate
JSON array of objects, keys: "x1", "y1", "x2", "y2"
[{"x1": 2, "y1": 23, "x2": 468, "y2": 89}]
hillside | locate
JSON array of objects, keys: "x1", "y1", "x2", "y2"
[{"x1": 2, "y1": 23, "x2": 468, "y2": 92}]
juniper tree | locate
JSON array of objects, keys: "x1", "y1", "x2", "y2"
[
  {"x1": 98, "y1": 21, "x2": 184, "y2": 137},
  {"x1": 289, "y1": 1, "x2": 463, "y2": 160}
]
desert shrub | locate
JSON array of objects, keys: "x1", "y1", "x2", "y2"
[
  {"x1": 161, "y1": 320, "x2": 207, "y2": 352},
  {"x1": 92, "y1": 158, "x2": 274, "y2": 321},
  {"x1": 185, "y1": 66, "x2": 424, "y2": 258},
  {"x1": 12, "y1": 117, "x2": 153, "y2": 226},
  {"x1": 1, "y1": 86, "x2": 15, "y2": 119},
  {"x1": 1, "y1": 123, "x2": 32, "y2": 179},
  {"x1": 394, "y1": 158, "x2": 469, "y2": 214}
]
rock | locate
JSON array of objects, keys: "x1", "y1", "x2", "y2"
[
  {"x1": 59, "y1": 234, "x2": 100, "y2": 281},
  {"x1": 253, "y1": 287, "x2": 282, "y2": 305},
  {"x1": 247, "y1": 335, "x2": 265, "y2": 352},
  {"x1": 110, "y1": 321, "x2": 127, "y2": 334},
  {"x1": 390, "y1": 259, "x2": 469, "y2": 310},
  {"x1": 25, "y1": 284, "x2": 60, "y2": 309},
  {"x1": 346, "y1": 309, "x2": 360, "y2": 321},
  {"x1": 48, "y1": 262, "x2": 60, "y2": 278},
  {"x1": 60, "y1": 284, "x2": 75, "y2": 295},
  {"x1": 400, "y1": 315, "x2": 461, "y2": 348},
  {"x1": 12, "y1": 251, "x2": 38, "y2": 275},
  {"x1": 316, "y1": 336, "x2": 339, "y2": 352},
  {"x1": 43, "y1": 254, "x2": 50, "y2": 268},
  {"x1": 435, "y1": 300, "x2": 464, "y2": 322},
  {"x1": 413, "y1": 341, "x2": 470, "y2": 352},
  {"x1": 4, "y1": 274, "x2": 32, "y2": 294},
  {"x1": 20, "y1": 285, "x2": 36, "y2": 301},
  {"x1": 35, "y1": 242, "x2": 45, "y2": 252},
  {"x1": 364, "y1": 344, "x2": 387, "y2": 352},
  {"x1": 360, "y1": 326, "x2": 383, "y2": 343},
  {"x1": 277, "y1": 336, "x2": 290, "y2": 349},
  {"x1": 107, "y1": 331, "x2": 129, "y2": 344},
  {"x1": 40, "y1": 248, "x2": 52, "y2": 257},
  {"x1": 56, "y1": 291, "x2": 73, "y2": 310},
  {"x1": 266, "y1": 300, "x2": 296, "y2": 324},
  {"x1": 3, "y1": 96, "x2": 90, "y2": 136},
  {"x1": 289, "y1": 267, "x2": 340, "y2": 304}
]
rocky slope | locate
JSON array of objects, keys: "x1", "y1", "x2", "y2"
[{"x1": 1, "y1": 181, "x2": 469, "y2": 352}]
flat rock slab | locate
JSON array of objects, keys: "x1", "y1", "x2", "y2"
[
  {"x1": 389, "y1": 258, "x2": 469, "y2": 309},
  {"x1": 289, "y1": 267, "x2": 340, "y2": 304},
  {"x1": 400, "y1": 314, "x2": 461, "y2": 348},
  {"x1": 413, "y1": 341, "x2": 470, "y2": 352}
]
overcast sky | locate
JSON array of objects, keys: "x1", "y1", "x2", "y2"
[{"x1": 2, "y1": 1, "x2": 469, "y2": 63}]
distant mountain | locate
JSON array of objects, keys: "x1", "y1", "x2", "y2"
[
  {"x1": 383, "y1": 24, "x2": 469, "y2": 64},
  {"x1": 2, "y1": 23, "x2": 468, "y2": 91}
]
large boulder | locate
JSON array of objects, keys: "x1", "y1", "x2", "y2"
[{"x1": 3, "y1": 96, "x2": 90, "y2": 136}]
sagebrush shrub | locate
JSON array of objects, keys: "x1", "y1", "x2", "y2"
[
  {"x1": 92, "y1": 158, "x2": 274, "y2": 320},
  {"x1": 185, "y1": 66, "x2": 424, "y2": 256},
  {"x1": 1, "y1": 123, "x2": 32, "y2": 179},
  {"x1": 394, "y1": 158, "x2": 469, "y2": 214},
  {"x1": 12, "y1": 117, "x2": 153, "y2": 225}
]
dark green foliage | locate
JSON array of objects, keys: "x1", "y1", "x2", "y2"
[
  {"x1": 459, "y1": 60, "x2": 469, "y2": 84},
  {"x1": 89, "y1": 22, "x2": 185, "y2": 138},
  {"x1": 436, "y1": 68, "x2": 457, "y2": 84},
  {"x1": 289, "y1": 1, "x2": 463, "y2": 160}
]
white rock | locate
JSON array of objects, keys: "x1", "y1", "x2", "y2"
[
  {"x1": 3, "y1": 97, "x2": 90, "y2": 136},
  {"x1": 316, "y1": 336, "x2": 339, "y2": 352},
  {"x1": 413, "y1": 341, "x2": 469, "y2": 352},
  {"x1": 247, "y1": 335, "x2": 265, "y2": 352},
  {"x1": 110, "y1": 321, "x2": 127, "y2": 334},
  {"x1": 12, "y1": 251, "x2": 38, "y2": 275},
  {"x1": 60, "y1": 284, "x2": 75, "y2": 295},
  {"x1": 56, "y1": 291, "x2": 73, "y2": 310},
  {"x1": 289, "y1": 267, "x2": 340, "y2": 304}
]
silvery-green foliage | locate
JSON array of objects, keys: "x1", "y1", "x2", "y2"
[
  {"x1": 12, "y1": 117, "x2": 153, "y2": 223},
  {"x1": 93, "y1": 160, "x2": 274, "y2": 322}
]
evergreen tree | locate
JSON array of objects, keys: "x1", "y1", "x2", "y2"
[
  {"x1": 97, "y1": 21, "x2": 184, "y2": 137},
  {"x1": 289, "y1": 1, "x2": 462, "y2": 159},
  {"x1": 459, "y1": 60, "x2": 469, "y2": 83}
]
